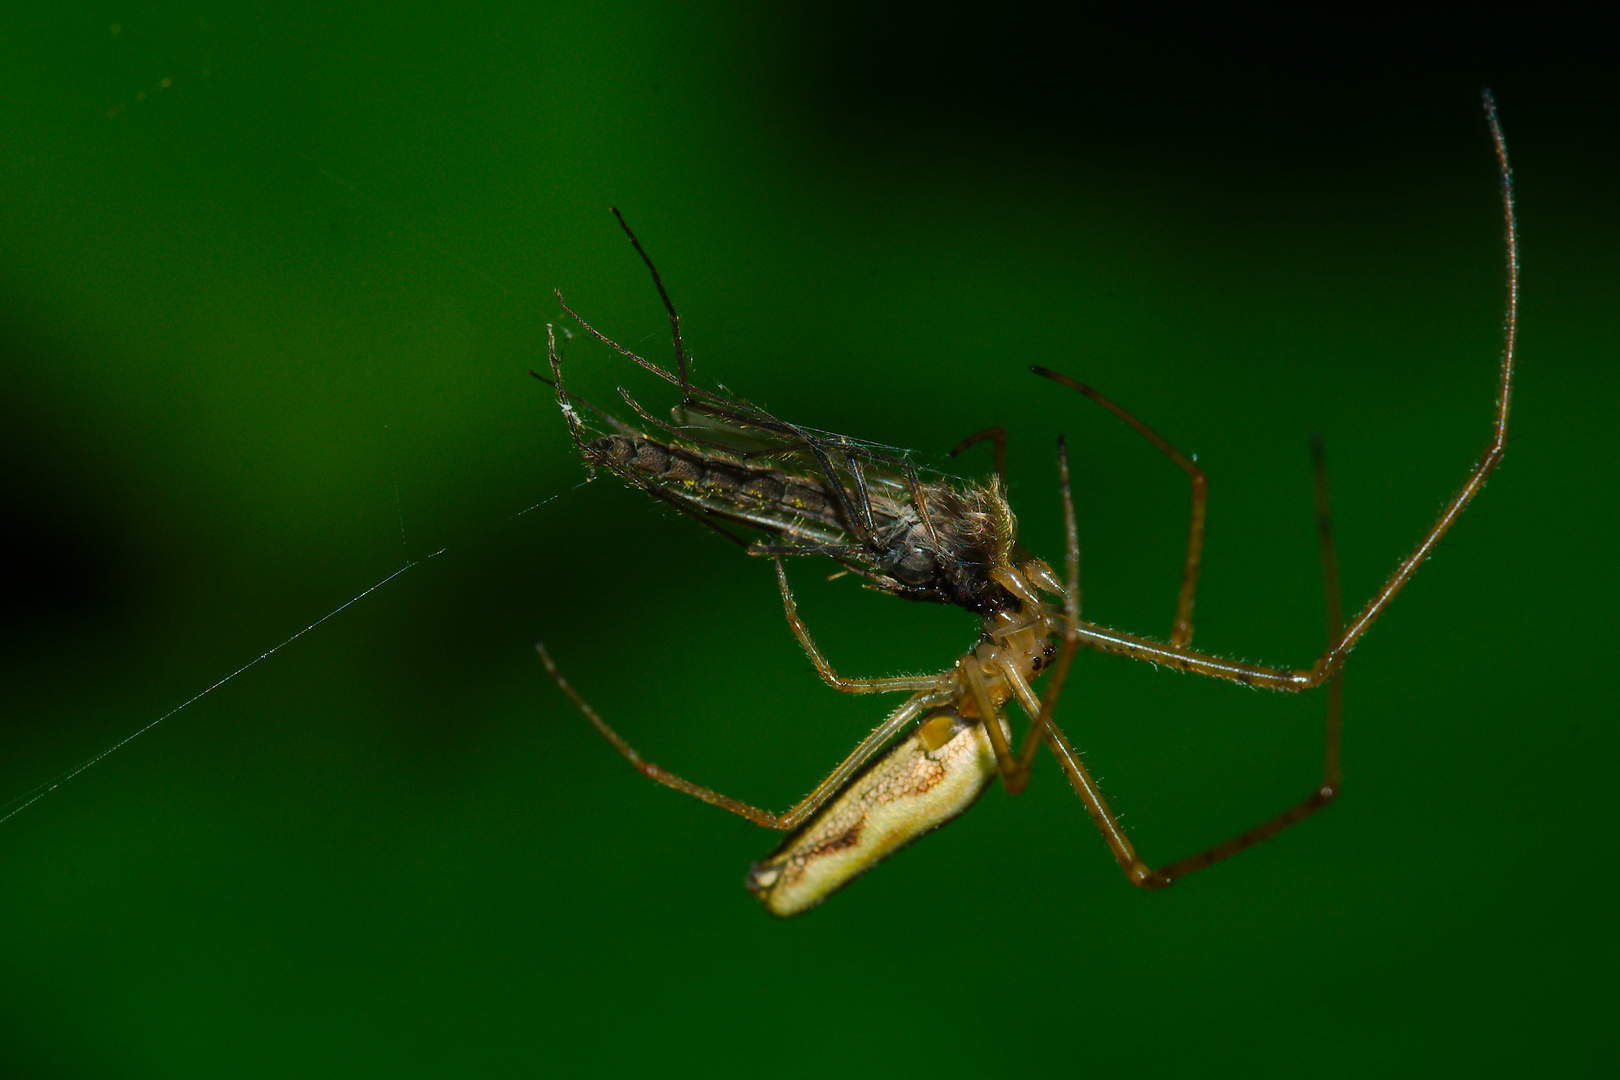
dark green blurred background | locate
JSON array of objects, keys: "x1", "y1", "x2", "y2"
[{"x1": 4, "y1": 5, "x2": 1615, "y2": 1076}]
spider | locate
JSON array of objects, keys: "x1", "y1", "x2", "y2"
[{"x1": 537, "y1": 91, "x2": 1518, "y2": 916}]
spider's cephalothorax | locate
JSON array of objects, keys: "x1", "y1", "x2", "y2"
[{"x1": 746, "y1": 552, "x2": 1065, "y2": 917}]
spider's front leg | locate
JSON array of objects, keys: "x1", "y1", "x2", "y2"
[{"x1": 772, "y1": 557, "x2": 952, "y2": 696}]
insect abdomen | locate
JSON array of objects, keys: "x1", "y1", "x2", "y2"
[{"x1": 589, "y1": 433, "x2": 850, "y2": 522}]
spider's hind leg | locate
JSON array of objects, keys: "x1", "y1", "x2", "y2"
[
  {"x1": 1145, "y1": 432, "x2": 1345, "y2": 884},
  {"x1": 1040, "y1": 433, "x2": 1347, "y2": 889}
]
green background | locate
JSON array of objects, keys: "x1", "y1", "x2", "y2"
[{"x1": 3, "y1": 6, "x2": 1615, "y2": 1077}]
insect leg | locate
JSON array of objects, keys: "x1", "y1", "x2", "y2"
[
  {"x1": 628, "y1": 389, "x2": 885, "y2": 553},
  {"x1": 545, "y1": 330, "x2": 758, "y2": 553},
  {"x1": 546, "y1": 324, "x2": 589, "y2": 450},
  {"x1": 528, "y1": 368, "x2": 646, "y2": 441},
  {"x1": 610, "y1": 207, "x2": 691, "y2": 395},
  {"x1": 573, "y1": 214, "x2": 895, "y2": 552},
  {"x1": 901, "y1": 460, "x2": 941, "y2": 549}
]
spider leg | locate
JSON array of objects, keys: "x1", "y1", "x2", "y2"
[
  {"x1": 1052, "y1": 433, "x2": 1345, "y2": 887},
  {"x1": 773, "y1": 558, "x2": 954, "y2": 695},
  {"x1": 995, "y1": 432, "x2": 1158, "y2": 884},
  {"x1": 949, "y1": 437, "x2": 1081, "y2": 799},
  {"x1": 539, "y1": 642, "x2": 950, "y2": 831},
  {"x1": 1048, "y1": 95, "x2": 1514, "y2": 697},
  {"x1": 1141, "y1": 435, "x2": 1346, "y2": 882},
  {"x1": 948, "y1": 426, "x2": 1009, "y2": 484},
  {"x1": 1032, "y1": 366, "x2": 1206, "y2": 649},
  {"x1": 1009, "y1": 411, "x2": 1348, "y2": 886}
]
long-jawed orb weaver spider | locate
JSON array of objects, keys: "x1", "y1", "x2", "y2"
[{"x1": 537, "y1": 92, "x2": 1518, "y2": 916}]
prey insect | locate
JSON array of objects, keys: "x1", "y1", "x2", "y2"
[{"x1": 537, "y1": 93, "x2": 1518, "y2": 916}]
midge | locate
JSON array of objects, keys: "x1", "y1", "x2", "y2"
[{"x1": 537, "y1": 93, "x2": 1518, "y2": 916}]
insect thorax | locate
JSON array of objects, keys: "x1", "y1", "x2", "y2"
[{"x1": 875, "y1": 479, "x2": 1020, "y2": 613}]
